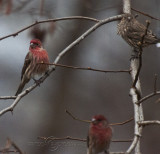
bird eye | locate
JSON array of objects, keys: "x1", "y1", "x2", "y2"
[{"x1": 97, "y1": 119, "x2": 102, "y2": 122}]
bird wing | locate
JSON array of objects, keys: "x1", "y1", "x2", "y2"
[
  {"x1": 87, "y1": 135, "x2": 89, "y2": 148},
  {"x1": 21, "y1": 52, "x2": 32, "y2": 80},
  {"x1": 87, "y1": 135, "x2": 94, "y2": 154}
]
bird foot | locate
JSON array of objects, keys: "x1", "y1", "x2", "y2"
[{"x1": 33, "y1": 78, "x2": 41, "y2": 86}]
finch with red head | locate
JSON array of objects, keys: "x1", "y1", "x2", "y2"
[
  {"x1": 15, "y1": 39, "x2": 49, "y2": 96},
  {"x1": 87, "y1": 115, "x2": 112, "y2": 154}
]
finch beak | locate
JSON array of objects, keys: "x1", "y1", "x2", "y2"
[
  {"x1": 92, "y1": 118, "x2": 96, "y2": 124},
  {"x1": 30, "y1": 43, "x2": 36, "y2": 48}
]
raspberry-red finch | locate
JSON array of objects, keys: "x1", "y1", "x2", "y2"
[
  {"x1": 117, "y1": 14, "x2": 160, "y2": 50},
  {"x1": 87, "y1": 115, "x2": 112, "y2": 154},
  {"x1": 15, "y1": 39, "x2": 49, "y2": 96}
]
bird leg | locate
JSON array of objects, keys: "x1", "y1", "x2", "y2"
[
  {"x1": 33, "y1": 78, "x2": 41, "y2": 87},
  {"x1": 45, "y1": 70, "x2": 50, "y2": 76}
]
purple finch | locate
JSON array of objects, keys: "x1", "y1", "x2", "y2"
[
  {"x1": 15, "y1": 39, "x2": 49, "y2": 96},
  {"x1": 87, "y1": 115, "x2": 112, "y2": 154},
  {"x1": 117, "y1": 14, "x2": 160, "y2": 50}
]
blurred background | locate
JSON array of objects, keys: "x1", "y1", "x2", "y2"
[{"x1": 0, "y1": 0, "x2": 160, "y2": 153}]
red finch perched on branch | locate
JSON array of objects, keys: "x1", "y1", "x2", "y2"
[
  {"x1": 15, "y1": 39, "x2": 49, "y2": 96},
  {"x1": 87, "y1": 115, "x2": 112, "y2": 154},
  {"x1": 117, "y1": 14, "x2": 160, "y2": 50}
]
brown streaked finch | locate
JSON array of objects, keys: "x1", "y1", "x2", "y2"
[
  {"x1": 15, "y1": 39, "x2": 49, "y2": 96},
  {"x1": 87, "y1": 115, "x2": 112, "y2": 154},
  {"x1": 117, "y1": 14, "x2": 160, "y2": 50}
]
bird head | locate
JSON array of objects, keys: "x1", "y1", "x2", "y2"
[
  {"x1": 30, "y1": 39, "x2": 42, "y2": 49},
  {"x1": 91, "y1": 115, "x2": 109, "y2": 128}
]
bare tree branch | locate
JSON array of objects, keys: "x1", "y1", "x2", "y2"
[
  {"x1": 123, "y1": 0, "x2": 144, "y2": 153},
  {"x1": 126, "y1": 135, "x2": 140, "y2": 153},
  {"x1": 138, "y1": 120, "x2": 160, "y2": 126},
  {"x1": 38, "y1": 62, "x2": 131, "y2": 73},
  {"x1": 0, "y1": 138, "x2": 24, "y2": 154},
  {"x1": 112, "y1": 139, "x2": 133, "y2": 143},
  {"x1": 11, "y1": 140, "x2": 24, "y2": 154},
  {"x1": 75, "y1": 152, "x2": 124, "y2": 154},
  {"x1": 66, "y1": 109, "x2": 134, "y2": 126},
  {"x1": 65, "y1": 109, "x2": 91, "y2": 123},
  {"x1": 38, "y1": 136, "x2": 86, "y2": 142},
  {"x1": 0, "y1": 96, "x2": 16, "y2": 100},
  {"x1": 110, "y1": 117, "x2": 133, "y2": 126},
  {"x1": 137, "y1": 91, "x2": 160, "y2": 105},
  {"x1": 136, "y1": 75, "x2": 159, "y2": 105},
  {"x1": 0, "y1": 16, "x2": 99, "y2": 41},
  {"x1": 131, "y1": 7, "x2": 160, "y2": 21},
  {"x1": 38, "y1": 136, "x2": 132, "y2": 143}
]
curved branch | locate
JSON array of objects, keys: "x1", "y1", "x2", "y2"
[
  {"x1": 126, "y1": 135, "x2": 139, "y2": 153},
  {"x1": 65, "y1": 109, "x2": 91, "y2": 123},
  {"x1": 110, "y1": 117, "x2": 133, "y2": 126},
  {"x1": 0, "y1": 16, "x2": 99, "y2": 41},
  {"x1": 38, "y1": 62, "x2": 131, "y2": 74},
  {"x1": 137, "y1": 91, "x2": 160, "y2": 104}
]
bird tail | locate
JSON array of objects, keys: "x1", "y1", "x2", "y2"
[
  {"x1": 87, "y1": 149, "x2": 89, "y2": 154},
  {"x1": 87, "y1": 148, "x2": 92, "y2": 154},
  {"x1": 15, "y1": 78, "x2": 29, "y2": 96}
]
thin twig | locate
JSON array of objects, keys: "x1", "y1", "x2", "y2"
[
  {"x1": 110, "y1": 152, "x2": 125, "y2": 154},
  {"x1": 0, "y1": 150, "x2": 19, "y2": 153},
  {"x1": 112, "y1": 139, "x2": 133, "y2": 143},
  {"x1": 0, "y1": 16, "x2": 99, "y2": 41},
  {"x1": 131, "y1": 7, "x2": 160, "y2": 21},
  {"x1": 66, "y1": 109, "x2": 133, "y2": 126},
  {"x1": 0, "y1": 96, "x2": 16, "y2": 100},
  {"x1": 38, "y1": 136, "x2": 132, "y2": 143},
  {"x1": 132, "y1": 20, "x2": 150, "y2": 87},
  {"x1": 38, "y1": 136, "x2": 86, "y2": 142},
  {"x1": 38, "y1": 62, "x2": 131, "y2": 73},
  {"x1": 65, "y1": 109, "x2": 91, "y2": 123},
  {"x1": 110, "y1": 117, "x2": 133, "y2": 126},
  {"x1": 11, "y1": 140, "x2": 23, "y2": 154}
]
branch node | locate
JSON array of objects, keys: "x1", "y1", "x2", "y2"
[{"x1": 13, "y1": 33, "x2": 18, "y2": 37}]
